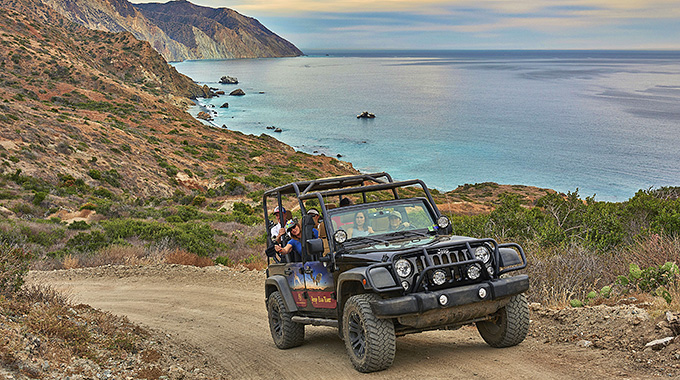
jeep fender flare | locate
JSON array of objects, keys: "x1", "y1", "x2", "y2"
[
  {"x1": 337, "y1": 267, "x2": 373, "y2": 313},
  {"x1": 265, "y1": 275, "x2": 298, "y2": 313}
]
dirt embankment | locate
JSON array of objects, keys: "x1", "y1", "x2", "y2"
[{"x1": 25, "y1": 265, "x2": 680, "y2": 379}]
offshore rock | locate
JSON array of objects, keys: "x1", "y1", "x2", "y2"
[
  {"x1": 229, "y1": 89, "x2": 245, "y2": 96},
  {"x1": 220, "y1": 76, "x2": 238, "y2": 84}
]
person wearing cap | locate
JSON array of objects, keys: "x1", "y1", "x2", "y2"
[
  {"x1": 307, "y1": 208, "x2": 321, "y2": 229},
  {"x1": 270, "y1": 206, "x2": 286, "y2": 244},
  {"x1": 274, "y1": 219, "x2": 319, "y2": 259},
  {"x1": 388, "y1": 210, "x2": 408, "y2": 231}
]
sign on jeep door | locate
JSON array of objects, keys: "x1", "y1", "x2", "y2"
[
  {"x1": 284, "y1": 263, "x2": 307, "y2": 308},
  {"x1": 303, "y1": 262, "x2": 336, "y2": 309}
]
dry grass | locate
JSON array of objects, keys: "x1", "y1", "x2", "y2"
[
  {"x1": 62, "y1": 254, "x2": 80, "y2": 269},
  {"x1": 164, "y1": 250, "x2": 214, "y2": 267},
  {"x1": 526, "y1": 234, "x2": 680, "y2": 310},
  {"x1": 526, "y1": 243, "x2": 612, "y2": 307}
]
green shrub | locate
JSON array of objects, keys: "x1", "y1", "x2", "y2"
[
  {"x1": 0, "y1": 242, "x2": 33, "y2": 296},
  {"x1": 32, "y1": 191, "x2": 47, "y2": 205},
  {"x1": 617, "y1": 262, "x2": 678, "y2": 293},
  {"x1": 214, "y1": 255, "x2": 233, "y2": 266},
  {"x1": 68, "y1": 221, "x2": 90, "y2": 230},
  {"x1": 65, "y1": 230, "x2": 109, "y2": 254},
  {"x1": 88, "y1": 169, "x2": 102, "y2": 180}
]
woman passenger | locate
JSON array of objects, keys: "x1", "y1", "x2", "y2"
[{"x1": 349, "y1": 211, "x2": 374, "y2": 238}]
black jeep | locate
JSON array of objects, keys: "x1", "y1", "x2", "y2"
[{"x1": 263, "y1": 173, "x2": 529, "y2": 372}]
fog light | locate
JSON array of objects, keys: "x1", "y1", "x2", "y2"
[
  {"x1": 439, "y1": 294, "x2": 448, "y2": 305},
  {"x1": 432, "y1": 270, "x2": 447, "y2": 286},
  {"x1": 478, "y1": 288, "x2": 487, "y2": 299},
  {"x1": 437, "y1": 216, "x2": 450, "y2": 229},
  {"x1": 467, "y1": 264, "x2": 482, "y2": 280},
  {"x1": 401, "y1": 280, "x2": 409, "y2": 290}
]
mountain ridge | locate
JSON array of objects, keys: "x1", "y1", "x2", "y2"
[{"x1": 40, "y1": 0, "x2": 302, "y2": 61}]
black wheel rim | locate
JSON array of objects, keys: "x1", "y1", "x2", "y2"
[
  {"x1": 347, "y1": 310, "x2": 365, "y2": 359},
  {"x1": 271, "y1": 301, "x2": 282, "y2": 337}
]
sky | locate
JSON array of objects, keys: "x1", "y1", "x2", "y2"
[{"x1": 129, "y1": 0, "x2": 680, "y2": 51}]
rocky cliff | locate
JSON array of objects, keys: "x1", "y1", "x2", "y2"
[
  {"x1": 134, "y1": 0, "x2": 303, "y2": 60},
  {"x1": 40, "y1": 0, "x2": 302, "y2": 62}
]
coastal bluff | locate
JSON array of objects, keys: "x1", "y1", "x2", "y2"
[{"x1": 41, "y1": 0, "x2": 303, "y2": 62}]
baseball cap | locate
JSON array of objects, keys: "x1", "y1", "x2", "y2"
[
  {"x1": 273, "y1": 206, "x2": 285, "y2": 214},
  {"x1": 307, "y1": 209, "x2": 320, "y2": 216},
  {"x1": 389, "y1": 211, "x2": 402, "y2": 220},
  {"x1": 285, "y1": 219, "x2": 297, "y2": 231}
]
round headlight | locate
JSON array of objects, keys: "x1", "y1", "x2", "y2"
[
  {"x1": 432, "y1": 269, "x2": 447, "y2": 286},
  {"x1": 474, "y1": 246, "x2": 491, "y2": 264},
  {"x1": 437, "y1": 216, "x2": 450, "y2": 229},
  {"x1": 333, "y1": 230, "x2": 347, "y2": 244},
  {"x1": 467, "y1": 264, "x2": 482, "y2": 280},
  {"x1": 395, "y1": 259, "x2": 412, "y2": 278}
]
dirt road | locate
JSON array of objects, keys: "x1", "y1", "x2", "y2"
[{"x1": 27, "y1": 265, "x2": 660, "y2": 379}]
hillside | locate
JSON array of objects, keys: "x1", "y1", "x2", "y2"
[
  {"x1": 40, "y1": 0, "x2": 303, "y2": 61},
  {"x1": 0, "y1": 0, "x2": 354, "y2": 202}
]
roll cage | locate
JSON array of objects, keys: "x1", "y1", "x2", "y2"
[{"x1": 263, "y1": 172, "x2": 444, "y2": 264}]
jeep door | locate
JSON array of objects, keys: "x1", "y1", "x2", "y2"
[{"x1": 302, "y1": 260, "x2": 337, "y2": 315}]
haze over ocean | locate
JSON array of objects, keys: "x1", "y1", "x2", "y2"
[{"x1": 173, "y1": 50, "x2": 680, "y2": 201}]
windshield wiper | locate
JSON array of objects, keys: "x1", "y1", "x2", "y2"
[
  {"x1": 384, "y1": 229, "x2": 430, "y2": 239},
  {"x1": 345, "y1": 235, "x2": 389, "y2": 246}
]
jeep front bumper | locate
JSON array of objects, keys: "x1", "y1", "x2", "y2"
[{"x1": 370, "y1": 275, "x2": 529, "y2": 328}]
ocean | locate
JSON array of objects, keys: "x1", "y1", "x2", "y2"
[{"x1": 172, "y1": 50, "x2": 680, "y2": 201}]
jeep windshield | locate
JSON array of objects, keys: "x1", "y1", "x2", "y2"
[{"x1": 327, "y1": 199, "x2": 438, "y2": 250}]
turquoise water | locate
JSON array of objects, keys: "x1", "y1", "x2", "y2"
[{"x1": 173, "y1": 50, "x2": 680, "y2": 201}]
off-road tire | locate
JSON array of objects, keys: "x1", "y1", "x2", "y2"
[
  {"x1": 476, "y1": 293, "x2": 529, "y2": 347},
  {"x1": 342, "y1": 294, "x2": 396, "y2": 373},
  {"x1": 267, "y1": 291, "x2": 304, "y2": 349}
]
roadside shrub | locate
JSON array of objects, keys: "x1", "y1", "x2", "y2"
[
  {"x1": 616, "y1": 262, "x2": 678, "y2": 304},
  {"x1": 165, "y1": 250, "x2": 213, "y2": 267},
  {"x1": 65, "y1": 230, "x2": 109, "y2": 254},
  {"x1": 214, "y1": 255, "x2": 233, "y2": 266},
  {"x1": 0, "y1": 242, "x2": 32, "y2": 296}
]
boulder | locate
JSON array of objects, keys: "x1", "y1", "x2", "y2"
[
  {"x1": 196, "y1": 111, "x2": 212, "y2": 121},
  {"x1": 215, "y1": 90, "x2": 225, "y2": 95},
  {"x1": 357, "y1": 111, "x2": 375, "y2": 119},
  {"x1": 220, "y1": 76, "x2": 239, "y2": 84},
  {"x1": 229, "y1": 88, "x2": 246, "y2": 96},
  {"x1": 220, "y1": 102, "x2": 229, "y2": 108},
  {"x1": 201, "y1": 84, "x2": 212, "y2": 98},
  {"x1": 274, "y1": 128, "x2": 282, "y2": 133}
]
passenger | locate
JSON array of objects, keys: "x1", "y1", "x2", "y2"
[
  {"x1": 340, "y1": 197, "x2": 352, "y2": 207},
  {"x1": 348, "y1": 211, "x2": 374, "y2": 238},
  {"x1": 275, "y1": 219, "x2": 319, "y2": 258},
  {"x1": 388, "y1": 211, "x2": 407, "y2": 231},
  {"x1": 270, "y1": 206, "x2": 286, "y2": 244},
  {"x1": 307, "y1": 208, "x2": 321, "y2": 229}
]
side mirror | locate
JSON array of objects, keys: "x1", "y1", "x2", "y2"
[
  {"x1": 265, "y1": 245, "x2": 277, "y2": 258},
  {"x1": 306, "y1": 238, "x2": 324, "y2": 256}
]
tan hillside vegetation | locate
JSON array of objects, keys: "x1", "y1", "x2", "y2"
[{"x1": 0, "y1": 0, "x2": 356, "y2": 202}]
